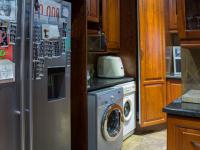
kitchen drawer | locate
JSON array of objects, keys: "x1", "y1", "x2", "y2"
[{"x1": 176, "y1": 128, "x2": 200, "y2": 150}]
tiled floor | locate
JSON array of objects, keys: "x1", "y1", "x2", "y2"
[{"x1": 122, "y1": 130, "x2": 167, "y2": 150}]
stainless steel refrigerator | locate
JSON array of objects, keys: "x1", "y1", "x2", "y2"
[{"x1": 0, "y1": 0, "x2": 71, "y2": 150}]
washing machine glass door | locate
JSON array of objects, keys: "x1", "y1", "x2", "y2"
[
  {"x1": 102, "y1": 104, "x2": 124, "y2": 142},
  {"x1": 124, "y1": 98, "x2": 133, "y2": 122}
]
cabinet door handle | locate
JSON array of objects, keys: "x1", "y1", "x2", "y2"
[{"x1": 192, "y1": 141, "x2": 200, "y2": 148}]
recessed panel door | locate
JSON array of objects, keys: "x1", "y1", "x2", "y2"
[{"x1": 139, "y1": 0, "x2": 166, "y2": 127}]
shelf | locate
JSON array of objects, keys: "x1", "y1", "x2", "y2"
[
  {"x1": 169, "y1": 30, "x2": 178, "y2": 34},
  {"x1": 88, "y1": 50, "x2": 119, "y2": 54},
  {"x1": 87, "y1": 29, "x2": 99, "y2": 34},
  {"x1": 180, "y1": 40, "x2": 200, "y2": 49},
  {"x1": 88, "y1": 77, "x2": 135, "y2": 92},
  {"x1": 0, "y1": 78, "x2": 15, "y2": 84}
]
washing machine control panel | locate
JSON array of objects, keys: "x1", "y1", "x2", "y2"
[
  {"x1": 97, "y1": 88, "x2": 123, "y2": 107},
  {"x1": 124, "y1": 85, "x2": 135, "y2": 95}
]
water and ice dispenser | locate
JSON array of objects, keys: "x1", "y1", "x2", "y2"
[{"x1": 48, "y1": 67, "x2": 65, "y2": 100}]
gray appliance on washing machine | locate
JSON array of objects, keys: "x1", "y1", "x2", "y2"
[{"x1": 88, "y1": 87, "x2": 124, "y2": 150}]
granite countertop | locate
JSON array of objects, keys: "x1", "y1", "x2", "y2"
[
  {"x1": 163, "y1": 98, "x2": 200, "y2": 118},
  {"x1": 166, "y1": 74, "x2": 182, "y2": 79},
  {"x1": 88, "y1": 77, "x2": 135, "y2": 92}
]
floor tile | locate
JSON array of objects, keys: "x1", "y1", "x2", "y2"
[{"x1": 122, "y1": 130, "x2": 167, "y2": 150}]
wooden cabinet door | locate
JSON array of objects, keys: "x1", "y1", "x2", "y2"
[
  {"x1": 87, "y1": 0, "x2": 99, "y2": 22},
  {"x1": 167, "y1": 79, "x2": 182, "y2": 105},
  {"x1": 176, "y1": 128, "x2": 200, "y2": 150},
  {"x1": 177, "y1": 0, "x2": 200, "y2": 39},
  {"x1": 168, "y1": 115, "x2": 200, "y2": 150},
  {"x1": 169, "y1": 0, "x2": 178, "y2": 32},
  {"x1": 102, "y1": 0, "x2": 120, "y2": 50},
  {"x1": 139, "y1": 0, "x2": 166, "y2": 127}
]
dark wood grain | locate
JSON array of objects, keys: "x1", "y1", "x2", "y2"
[
  {"x1": 71, "y1": 1, "x2": 88, "y2": 150},
  {"x1": 139, "y1": 0, "x2": 167, "y2": 127},
  {"x1": 102, "y1": 0, "x2": 120, "y2": 50},
  {"x1": 87, "y1": 0, "x2": 99, "y2": 22},
  {"x1": 169, "y1": 0, "x2": 178, "y2": 32},
  {"x1": 177, "y1": 0, "x2": 200, "y2": 47},
  {"x1": 177, "y1": 0, "x2": 187, "y2": 39},
  {"x1": 166, "y1": 79, "x2": 182, "y2": 105},
  {"x1": 180, "y1": 40, "x2": 200, "y2": 49},
  {"x1": 119, "y1": 0, "x2": 137, "y2": 77}
]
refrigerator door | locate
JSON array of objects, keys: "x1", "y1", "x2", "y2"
[
  {"x1": 27, "y1": 0, "x2": 71, "y2": 150},
  {"x1": 0, "y1": 0, "x2": 26, "y2": 150}
]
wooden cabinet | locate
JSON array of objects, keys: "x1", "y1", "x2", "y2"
[
  {"x1": 87, "y1": 0, "x2": 99, "y2": 22},
  {"x1": 177, "y1": 128, "x2": 200, "y2": 150},
  {"x1": 169, "y1": 0, "x2": 178, "y2": 32},
  {"x1": 102, "y1": 0, "x2": 120, "y2": 50},
  {"x1": 167, "y1": 79, "x2": 182, "y2": 105},
  {"x1": 139, "y1": 0, "x2": 166, "y2": 127},
  {"x1": 177, "y1": 0, "x2": 200, "y2": 47},
  {"x1": 168, "y1": 115, "x2": 200, "y2": 150}
]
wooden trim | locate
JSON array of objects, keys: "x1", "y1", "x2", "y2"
[
  {"x1": 88, "y1": 17, "x2": 99, "y2": 23},
  {"x1": 87, "y1": 16, "x2": 99, "y2": 23},
  {"x1": 142, "y1": 117, "x2": 166, "y2": 127},
  {"x1": 180, "y1": 40, "x2": 200, "y2": 49},
  {"x1": 177, "y1": 0, "x2": 187, "y2": 38},
  {"x1": 119, "y1": 0, "x2": 137, "y2": 77},
  {"x1": 87, "y1": 29, "x2": 99, "y2": 34},
  {"x1": 184, "y1": 30, "x2": 200, "y2": 39},
  {"x1": 71, "y1": 1, "x2": 88, "y2": 150},
  {"x1": 169, "y1": 30, "x2": 178, "y2": 34},
  {"x1": 143, "y1": 80, "x2": 166, "y2": 85},
  {"x1": 168, "y1": 115, "x2": 200, "y2": 131}
]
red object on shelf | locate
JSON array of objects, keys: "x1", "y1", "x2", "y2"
[{"x1": 0, "y1": 45, "x2": 13, "y2": 61}]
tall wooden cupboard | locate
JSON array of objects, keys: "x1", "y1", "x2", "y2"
[{"x1": 139, "y1": 0, "x2": 166, "y2": 127}]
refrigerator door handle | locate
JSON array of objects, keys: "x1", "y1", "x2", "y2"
[
  {"x1": 15, "y1": 109, "x2": 29, "y2": 116},
  {"x1": 20, "y1": 0, "x2": 26, "y2": 150},
  {"x1": 28, "y1": 0, "x2": 35, "y2": 150},
  {"x1": 15, "y1": 110, "x2": 21, "y2": 116},
  {"x1": 25, "y1": 109, "x2": 30, "y2": 113}
]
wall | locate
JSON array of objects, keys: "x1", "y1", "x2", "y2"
[{"x1": 181, "y1": 48, "x2": 200, "y2": 93}]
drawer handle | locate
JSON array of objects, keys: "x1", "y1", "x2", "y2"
[{"x1": 192, "y1": 141, "x2": 200, "y2": 148}]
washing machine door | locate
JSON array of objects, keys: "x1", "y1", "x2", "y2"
[
  {"x1": 124, "y1": 98, "x2": 133, "y2": 122},
  {"x1": 101, "y1": 104, "x2": 124, "y2": 142}
]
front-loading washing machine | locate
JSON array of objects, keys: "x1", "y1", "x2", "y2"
[
  {"x1": 115, "y1": 81, "x2": 136, "y2": 140},
  {"x1": 88, "y1": 87, "x2": 124, "y2": 150}
]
